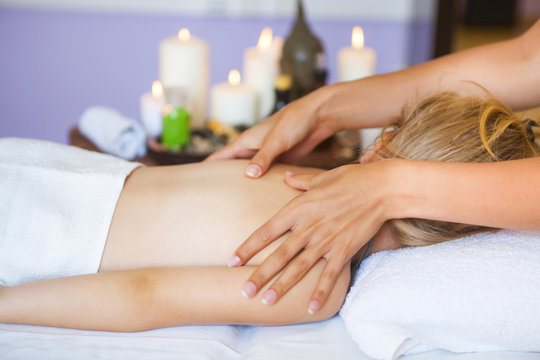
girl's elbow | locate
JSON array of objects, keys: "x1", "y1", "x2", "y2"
[
  {"x1": 281, "y1": 265, "x2": 351, "y2": 325},
  {"x1": 310, "y1": 269, "x2": 350, "y2": 322}
]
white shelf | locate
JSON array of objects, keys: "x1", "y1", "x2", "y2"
[{"x1": 0, "y1": 0, "x2": 436, "y2": 21}]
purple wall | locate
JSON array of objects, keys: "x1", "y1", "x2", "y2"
[{"x1": 0, "y1": 8, "x2": 434, "y2": 143}]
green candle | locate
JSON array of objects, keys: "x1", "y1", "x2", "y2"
[{"x1": 162, "y1": 106, "x2": 190, "y2": 150}]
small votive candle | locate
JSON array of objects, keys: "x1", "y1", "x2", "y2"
[
  {"x1": 140, "y1": 81, "x2": 166, "y2": 137},
  {"x1": 210, "y1": 69, "x2": 257, "y2": 127}
]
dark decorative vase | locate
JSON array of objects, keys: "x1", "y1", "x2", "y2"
[{"x1": 280, "y1": 0, "x2": 324, "y2": 100}]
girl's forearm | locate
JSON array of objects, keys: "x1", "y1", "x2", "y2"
[
  {"x1": 0, "y1": 261, "x2": 350, "y2": 332},
  {"x1": 317, "y1": 20, "x2": 540, "y2": 131},
  {"x1": 390, "y1": 158, "x2": 540, "y2": 231}
]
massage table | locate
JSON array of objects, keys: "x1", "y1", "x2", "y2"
[{"x1": 1, "y1": 140, "x2": 538, "y2": 359}]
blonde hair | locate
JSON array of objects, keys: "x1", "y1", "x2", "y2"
[{"x1": 376, "y1": 91, "x2": 539, "y2": 246}]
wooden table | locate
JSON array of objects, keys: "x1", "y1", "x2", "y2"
[{"x1": 68, "y1": 127, "x2": 359, "y2": 169}]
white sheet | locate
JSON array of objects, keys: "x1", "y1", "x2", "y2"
[
  {"x1": 0, "y1": 317, "x2": 364, "y2": 360},
  {"x1": 1, "y1": 317, "x2": 538, "y2": 360}
]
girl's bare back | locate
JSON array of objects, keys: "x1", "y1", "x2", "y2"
[{"x1": 100, "y1": 160, "x2": 324, "y2": 271}]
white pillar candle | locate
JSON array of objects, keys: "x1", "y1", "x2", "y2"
[
  {"x1": 243, "y1": 28, "x2": 283, "y2": 122},
  {"x1": 210, "y1": 70, "x2": 257, "y2": 127},
  {"x1": 337, "y1": 26, "x2": 376, "y2": 82},
  {"x1": 159, "y1": 28, "x2": 209, "y2": 129},
  {"x1": 139, "y1": 80, "x2": 166, "y2": 137},
  {"x1": 337, "y1": 26, "x2": 379, "y2": 151}
]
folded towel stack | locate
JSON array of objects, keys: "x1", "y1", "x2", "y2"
[
  {"x1": 340, "y1": 230, "x2": 540, "y2": 360},
  {"x1": 79, "y1": 106, "x2": 146, "y2": 160}
]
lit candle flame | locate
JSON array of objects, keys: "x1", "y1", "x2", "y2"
[
  {"x1": 228, "y1": 69, "x2": 241, "y2": 86},
  {"x1": 352, "y1": 26, "x2": 364, "y2": 50},
  {"x1": 178, "y1": 28, "x2": 191, "y2": 42},
  {"x1": 257, "y1": 27, "x2": 273, "y2": 51},
  {"x1": 151, "y1": 80, "x2": 163, "y2": 98}
]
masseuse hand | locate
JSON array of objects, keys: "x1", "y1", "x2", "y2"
[
  {"x1": 205, "y1": 87, "x2": 336, "y2": 177},
  {"x1": 229, "y1": 160, "x2": 398, "y2": 313}
]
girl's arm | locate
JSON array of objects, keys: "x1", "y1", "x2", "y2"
[{"x1": 0, "y1": 260, "x2": 350, "y2": 332}]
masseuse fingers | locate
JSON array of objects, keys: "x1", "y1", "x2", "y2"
[
  {"x1": 205, "y1": 139, "x2": 256, "y2": 161},
  {"x1": 230, "y1": 198, "x2": 300, "y2": 267},
  {"x1": 246, "y1": 134, "x2": 289, "y2": 178},
  {"x1": 277, "y1": 136, "x2": 322, "y2": 164},
  {"x1": 284, "y1": 172, "x2": 315, "y2": 191},
  {"x1": 260, "y1": 245, "x2": 321, "y2": 306},
  {"x1": 307, "y1": 253, "x2": 348, "y2": 315},
  {"x1": 243, "y1": 234, "x2": 308, "y2": 301},
  {"x1": 206, "y1": 120, "x2": 267, "y2": 162},
  {"x1": 205, "y1": 141, "x2": 239, "y2": 161}
]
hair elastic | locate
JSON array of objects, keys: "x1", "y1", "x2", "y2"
[
  {"x1": 522, "y1": 119, "x2": 538, "y2": 142},
  {"x1": 351, "y1": 238, "x2": 374, "y2": 274},
  {"x1": 360, "y1": 238, "x2": 373, "y2": 263}
]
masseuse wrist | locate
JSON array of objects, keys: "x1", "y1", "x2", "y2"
[
  {"x1": 387, "y1": 158, "x2": 457, "y2": 224},
  {"x1": 315, "y1": 83, "x2": 351, "y2": 133},
  {"x1": 379, "y1": 158, "x2": 425, "y2": 221}
]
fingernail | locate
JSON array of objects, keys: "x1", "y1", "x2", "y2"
[
  {"x1": 261, "y1": 289, "x2": 277, "y2": 305},
  {"x1": 242, "y1": 282, "x2": 257, "y2": 298},
  {"x1": 228, "y1": 255, "x2": 241, "y2": 267},
  {"x1": 285, "y1": 171, "x2": 295, "y2": 177},
  {"x1": 246, "y1": 164, "x2": 261, "y2": 178},
  {"x1": 307, "y1": 300, "x2": 320, "y2": 315}
]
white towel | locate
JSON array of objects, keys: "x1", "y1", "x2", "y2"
[
  {"x1": 340, "y1": 230, "x2": 540, "y2": 360},
  {"x1": 79, "y1": 106, "x2": 147, "y2": 160},
  {"x1": 0, "y1": 138, "x2": 141, "y2": 286}
]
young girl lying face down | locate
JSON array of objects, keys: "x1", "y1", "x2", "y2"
[{"x1": 0, "y1": 91, "x2": 538, "y2": 332}]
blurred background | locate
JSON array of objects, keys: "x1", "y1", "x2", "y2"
[{"x1": 0, "y1": 0, "x2": 538, "y2": 143}]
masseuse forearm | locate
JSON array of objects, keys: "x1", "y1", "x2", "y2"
[
  {"x1": 318, "y1": 20, "x2": 540, "y2": 131},
  {"x1": 395, "y1": 158, "x2": 540, "y2": 231}
]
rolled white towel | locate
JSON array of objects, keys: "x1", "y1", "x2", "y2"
[
  {"x1": 340, "y1": 230, "x2": 540, "y2": 360},
  {"x1": 79, "y1": 106, "x2": 147, "y2": 160}
]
